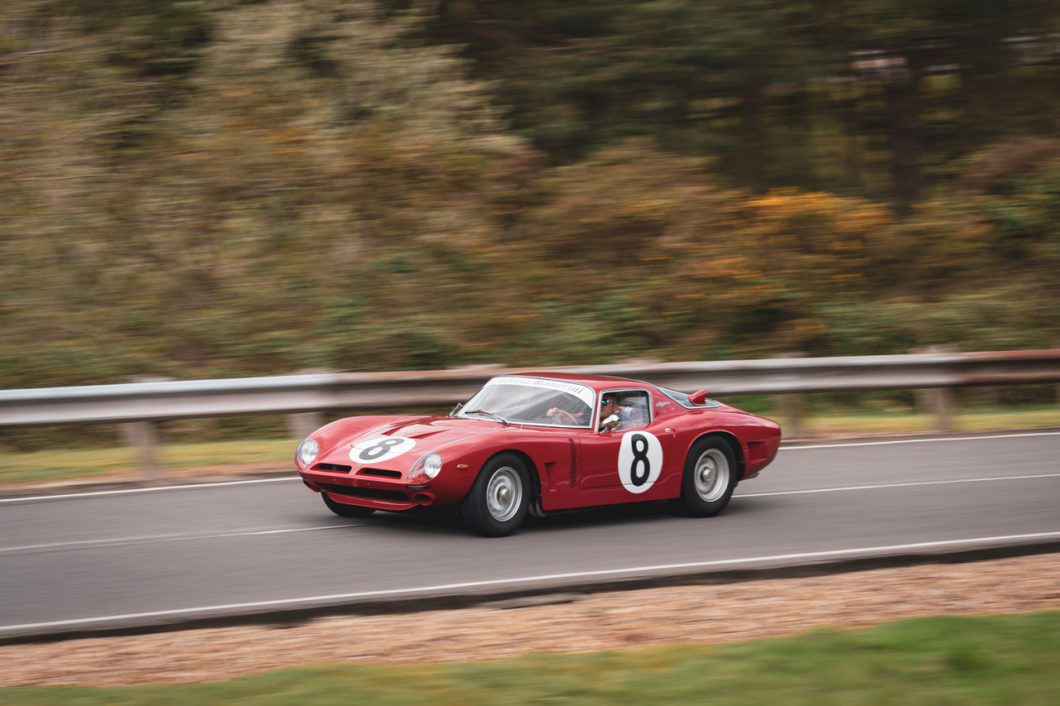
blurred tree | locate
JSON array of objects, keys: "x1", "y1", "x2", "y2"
[
  {"x1": 0, "y1": 0, "x2": 530, "y2": 383},
  {"x1": 425, "y1": 0, "x2": 1060, "y2": 206},
  {"x1": 427, "y1": 0, "x2": 822, "y2": 185},
  {"x1": 0, "y1": 0, "x2": 1057, "y2": 397}
]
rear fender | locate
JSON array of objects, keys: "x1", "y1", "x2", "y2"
[{"x1": 687, "y1": 431, "x2": 746, "y2": 481}]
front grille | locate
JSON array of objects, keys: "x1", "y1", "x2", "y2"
[
  {"x1": 359, "y1": 468, "x2": 402, "y2": 479},
  {"x1": 319, "y1": 483, "x2": 409, "y2": 503},
  {"x1": 316, "y1": 463, "x2": 352, "y2": 473}
]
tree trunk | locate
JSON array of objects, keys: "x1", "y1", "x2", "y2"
[
  {"x1": 885, "y1": 47, "x2": 924, "y2": 211},
  {"x1": 739, "y1": 82, "x2": 767, "y2": 191}
]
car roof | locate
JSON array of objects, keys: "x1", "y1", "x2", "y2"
[{"x1": 508, "y1": 371, "x2": 657, "y2": 393}]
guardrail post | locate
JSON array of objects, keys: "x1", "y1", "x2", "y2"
[
  {"x1": 286, "y1": 369, "x2": 328, "y2": 440},
  {"x1": 773, "y1": 353, "x2": 805, "y2": 438},
  {"x1": 121, "y1": 421, "x2": 160, "y2": 482},
  {"x1": 119, "y1": 375, "x2": 170, "y2": 481},
  {"x1": 917, "y1": 387, "x2": 954, "y2": 433},
  {"x1": 778, "y1": 393, "x2": 805, "y2": 439},
  {"x1": 912, "y1": 347, "x2": 954, "y2": 433},
  {"x1": 287, "y1": 412, "x2": 323, "y2": 440}
]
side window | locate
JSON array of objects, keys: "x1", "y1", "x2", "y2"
[{"x1": 616, "y1": 391, "x2": 650, "y2": 430}]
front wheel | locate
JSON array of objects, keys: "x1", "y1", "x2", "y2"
[
  {"x1": 461, "y1": 453, "x2": 530, "y2": 537},
  {"x1": 322, "y1": 492, "x2": 376, "y2": 518},
  {"x1": 680, "y1": 437, "x2": 739, "y2": 517}
]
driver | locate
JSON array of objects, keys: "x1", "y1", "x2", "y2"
[{"x1": 599, "y1": 394, "x2": 647, "y2": 431}]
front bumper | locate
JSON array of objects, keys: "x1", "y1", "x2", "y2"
[{"x1": 299, "y1": 465, "x2": 437, "y2": 511}]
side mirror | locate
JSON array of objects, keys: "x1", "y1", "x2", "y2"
[{"x1": 688, "y1": 389, "x2": 710, "y2": 406}]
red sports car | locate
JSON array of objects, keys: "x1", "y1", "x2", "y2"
[{"x1": 295, "y1": 373, "x2": 781, "y2": 536}]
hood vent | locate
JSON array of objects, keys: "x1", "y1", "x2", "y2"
[{"x1": 401, "y1": 429, "x2": 447, "y2": 440}]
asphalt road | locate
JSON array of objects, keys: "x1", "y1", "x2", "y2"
[{"x1": 1, "y1": 431, "x2": 1058, "y2": 639}]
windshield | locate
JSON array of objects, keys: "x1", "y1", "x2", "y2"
[{"x1": 457, "y1": 376, "x2": 595, "y2": 428}]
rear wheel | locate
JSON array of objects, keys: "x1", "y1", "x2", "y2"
[
  {"x1": 322, "y1": 492, "x2": 376, "y2": 518},
  {"x1": 680, "y1": 436, "x2": 739, "y2": 517},
  {"x1": 461, "y1": 453, "x2": 530, "y2": 537}
]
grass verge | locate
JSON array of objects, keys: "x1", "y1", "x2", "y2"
[
  {"x1": 1, "y1": 407, "x2": 1057, "y2": 487},
  {"x1": 805, "y1": 406, "x2": 1060, "y2": 436},
  {"x1": 1, "y1": 612, "x2": 1057, "y2": 704},
  {"x1": 0, "y1": 439, "x2": 293, "y2": 485}
]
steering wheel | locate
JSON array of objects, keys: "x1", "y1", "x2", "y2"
[{"x1": 547, "y1": 407, "x2": 580, "y2": 424}]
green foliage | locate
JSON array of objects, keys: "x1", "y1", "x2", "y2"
[
  {"x1": 427, "y1": 1, "x2": 1060, "y2": 203},
  {"x1": 0, "y1": 0, "x2": 1058, "y2": 392},
  {"x1": 1, "y1": 612, "x2": 1058, "y2": 704},
  {"x1": 817, "y1": 290, "x2": 1060, "y2": 354}
]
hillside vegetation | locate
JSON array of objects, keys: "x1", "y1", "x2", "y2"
[{"x1": 1, "y1": 0, "x2": 1058, "y2": 390}]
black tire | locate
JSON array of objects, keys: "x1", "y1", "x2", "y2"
[
  {"x1": 322, "y1": 492, "x2": 376, "y2": 518},
  {"x1": 680, "y1": 436, "x2": 739, "y2": 517},
  {"x1": 461, "y1": 453, "x2": 531, "y2": 537}
]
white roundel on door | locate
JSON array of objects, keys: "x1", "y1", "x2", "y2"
[
  {"x1": 617, "y1": 431, "x2": 663, "y2": 493},
  {"x1": 349, "y1": 436, "x2": 415, "y2": 464}
]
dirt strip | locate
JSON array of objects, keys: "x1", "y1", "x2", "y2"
[{"x1": 2, "y1": 553, "x2": 1057, "y2": 687}]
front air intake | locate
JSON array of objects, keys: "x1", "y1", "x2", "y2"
[
  {"x1": 358, "y1": 468, "x2": 402, "y2": 479},
  {"x1": 319, "y1": 483, "x2": 408, "y2": 503},
  {"x1": 316, "y1": 463, "x2": 352, "y2": 473}
]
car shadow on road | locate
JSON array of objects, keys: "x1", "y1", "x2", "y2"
[
  {"x1": 347, "y1": 499, "x2": 756, "y2": 537},
  {"x1": 528, "y1": 498, "x2": 757, "y2": 533}
]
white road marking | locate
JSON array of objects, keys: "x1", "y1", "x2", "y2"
[
  {"x1": 1, "y1": 430, "x2": 1056, "y2": 504},
  {"x1": 2, "y1": 531, "x2": 1057, "y2": 636},
  {"x1": 4, "y1": 473, "x2": 1054, "y2": 555},
  {"x1": 781, "y1": 430, "x2": 1060, "y2": 451},
  {"x1": 0, "y1": 477, "x2": 298, "y2": 504},
  {"x1": 0, "y1": 524, "x2": 358, "y2": 554},
  {"x1": 736, "y1": 472, "x2": 1060, "y2": 498}
]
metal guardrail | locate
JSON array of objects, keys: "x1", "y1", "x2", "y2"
[
  {"x1": 2, "y1": 349, "x2": 1058, "y2": 427},
  {"x1": 2, "y1": 349, "x2": 1057, "y2": 479}
]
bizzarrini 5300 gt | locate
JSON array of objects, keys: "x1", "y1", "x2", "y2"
[{"x1": 295, "y1": 373, "x2": 781, "y2": 536}]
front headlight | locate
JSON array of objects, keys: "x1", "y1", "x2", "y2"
[
  {"x1": 422, "y1": 452, "x2": 443, "y2": 479},
  {"x1": 296, "y1": 438, "x2": 319, "y2": 468},
  {"x1": 410, "y1": 452, "x2": 443, "y2": 481}
]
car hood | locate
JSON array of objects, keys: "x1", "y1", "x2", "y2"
[{"x1": 317, "y1": 415, "x2": 515, "y2": 470}]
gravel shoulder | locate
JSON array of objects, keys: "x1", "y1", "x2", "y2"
[{"x1": 3, "y1": 553, "x2": 1057, "y2": 687}]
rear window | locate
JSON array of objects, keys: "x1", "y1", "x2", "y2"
[{"x1": 659, "y1": 387, "x2": 721, "y2": 409}]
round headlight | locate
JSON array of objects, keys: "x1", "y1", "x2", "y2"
[
  {"x1": 410, "y1": 451, "x2": 443, "y2": 481},
  {"x1": 297, "y1": 438, "x2": 319, "y2": 468},
  {"x1": 422, "y1": 452, "x2": 443, "y2": 479}
]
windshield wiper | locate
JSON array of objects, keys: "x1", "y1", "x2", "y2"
[{"x1": 462, "y1": 408, "x2": 509, "y2": 425}]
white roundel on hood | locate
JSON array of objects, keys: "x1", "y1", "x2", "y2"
[{"x1": 350, "y1": 436, "x2": 416, "y2": 464}]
